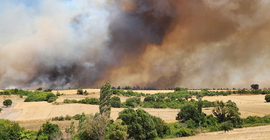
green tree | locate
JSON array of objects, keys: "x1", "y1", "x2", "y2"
[
  {"x1": 151, "y1": 116, "x2": 170, "y2": 138},
  {"x1": 105, "y1": 119, "x2": 128, "y2": 140},
  {"x1": 3, "y1": 99, "x2": 12, "y2": 107},
  {"x1": 118, "y1": 108, "x2": 157, "y2": 139},
  {"x1": 265, "y1": 95, "x2": 270, "y2": 102},
  {"x1": 80, "y1": 114, "x2": 110, "y2": 140},
  {"x1": 100, "y1": 82, "x2": 113, "y2": 118},
  {"x1": 176, "y1": 104, "x2": 199, "y2": 122},
  {"x1": 219, "y1": 121, "x2": 233, "y2": 132},
  {"x1": 37, "y1": 121, "x2": 62, "y2": 140},
  {"x1": 65, "y1": 121, "x2": 75, "y2": 139},
  {"x1": 251, "y1": 84, "x2": 259, "y2": 90},
  {"x1": 212, "y1": 100, "x2": 242, "y2": 127}
]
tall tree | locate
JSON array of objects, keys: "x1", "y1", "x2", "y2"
[{"x1": 99, "y1": 82, "x2": 113, "y2": 118}]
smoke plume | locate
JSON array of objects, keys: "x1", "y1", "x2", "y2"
[{"x1": 0, "y1": 0, "x2": 270, "y2": 89}]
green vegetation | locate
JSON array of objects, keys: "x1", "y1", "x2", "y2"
[
  {"x1": 63, "y1": 97, "x2": 99, "y2": 105},
  {"x1": 265, "y1": 95, "x2": 270, "y2": 102},
  {"x1": 118, "y1": 108, "x2": 158, "y2": 139},
  {"x1": 37, "y1": 121, "x2": 62, "y2": 139},
  {"x1": 24, "y1": 91, "x2": 58, "y2": 103},
  {"x1": 0, "y1": 108, "x2": 2, "y2": 113},
  {"x1": 219, "y1": 121, "x2": 234, "y2": 132},
  {"x1": 3, "y1": 99, "x2": 12, "y2": 107},
  {"x1": 100, "y1": 82, "x2": 113, "y2": 117},
  {"x1": 105, "y1": 119, "x2": 129, "y2": 140},
  {"x1": 251, "y1": 84, "x2": 259, "y2": 90}
]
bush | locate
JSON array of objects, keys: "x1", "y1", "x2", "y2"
[
  {"x1": 77, "y1": 89, "x2": 83, "y2": 95},
  {"x1": 65, "y1": 115, "x2": 72, "y2": 120},
  {"x1": 174, "y1": 127, "x2": 195, "y2": 137},
  {"x1": 111, "y1": 100, "x2": 121, "y2": 108},
  {"x1": 144, "y1": 96, "x2": 155, "y2": 102},
  {"x1": 37, "y1": 122, "x2": 62, "y2": 139},
  {"x1": 52, "y1": 116, "x2": 59, "y2": 121},
  {"x1": 36, "y1": 87, "x2": 42, "y2": 91},
  {"x1": 72, "y1": 114, "x2": 81, "y2": 120},
  {"x1": 3, "y1": 99, "x2": 12, "y2": 107},
  {"x1": 219, "y1": 121, "x2": 233, "y2": 132},
  {"x1": 0, "y1": 108, "x2": 2, "y2": 112},
  {"x1": 111, "y1": 96, "x2": 121, "y2": 102},
  {"x1": 44, "y1": 89, "x2": 52, "y2": 92},
  {"x1": 48, "y1": 97, "x2": 57, "y2": 103},
  {"x1": 58, "y1": 116, "x2": 64, "y2": 121},
  {"x1": 265, "y1": 95, "x2": 270, "y2": 102},
  {"x1": 3, "y1": 90, "x2": 11, "y2": 95},
  {"x1": 126, "y1": 98, "x2": 137, "y2": 108},
  {"x1": 56, "y1": 92, "x2": 61, "y2": 96}
]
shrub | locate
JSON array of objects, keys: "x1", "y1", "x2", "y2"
[
  {"x1": 72, "y1": 114, "x2": 81, "y2": 120},
  {"x1": 3, "y1": 90, "x2": 11, "y2": 95},
  {"x1": 144, "y1": 96, "x2": 155, "y2": 102},
  {"x1": 77, "y1": 89, "x2": 83, "y2": 95},
  {"x1": 111, "y1": 96, "x2": 121, "y2": 102},
  {"x1": 265, "y1": 95, "x2": 270, "y2": 102},
  {"x1": 65, "y1": 115, "x2": 72, "y2": 120},
  {"x1": 126, "y1": 98, "x2": 137, "y2": 108},
  {"x1": 3, "y1": 99, "x2": 12, "y2": 107},
  {"x1": 37, "y1": 122, "x2": 62, "y2": 139},
  {"x1": 48, "y1": 97, "x2": 57, "y2": 103},
  {"x1": 46, "y1": 93, "x2": 56, "y2": 101},
  {"x1": 111, "y1": 100, "x2": 121, "y2": 108},
  {"x1": 44, "y1": 89, "x2": 52, "y2": 92},
  {"x1": 174, "y1": 127, "x2": 195, "y2": 137},
  {"x1": 52, "y1": 116, "x2": 59, "y2": 121},
  {"x1": 219, "y1": 121, "x2": 233, "y2": 132},
  {"x1": 0, "y1": 108, "x2": 2, "y2": 112},
  {"x1": 56, "y1": 92, "x2": 61, "y2": 96},
  {"x1": 105, "y1": 119, "x2": 128, "y2": 140},
  {"x1": 58, "y1": 116, "x2": 64, "y2": 121},
  {"x1": 36, "y1": 87, "x2": 42, "y2": 91}
]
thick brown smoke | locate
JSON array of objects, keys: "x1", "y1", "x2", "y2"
[{"x1": 0, "y1": 0, "x2": 270, "y2": 89}]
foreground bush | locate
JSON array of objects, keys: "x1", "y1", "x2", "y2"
[
  {"x1": 219, "y1": 121, "x2": 233, "y2": 132},
  {"x1": 174, "y1": 127, "x2": 195, "y2": 137},
  {"x1": 118, "y1": 108, "x2": 157, "y2": 139},
  {"x1": 105, "y1": 119, "x2": 128, "y2": 140},
  {"x1": 265, "y1": 95, "x2": 270, "y2": 102},
  {"x1": 37, "y1": 121, "x2": 62, "y2": 139}
]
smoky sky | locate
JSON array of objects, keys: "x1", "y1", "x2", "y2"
[{"x1": 0, "y1": 0, "x2": 270, "y2": 89}]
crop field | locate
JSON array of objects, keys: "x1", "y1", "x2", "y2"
[{"x1": 1, "y1": 89, "x2": 270, "y2": 139}]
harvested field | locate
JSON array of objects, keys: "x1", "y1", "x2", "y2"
[
  {"x1": 202, "y1": 95, "x2": 270, "y2": 118},
  {"x1": 12, "y1": 102, "x2": 179, "y2": 122},
  {"x1": 167, "y1": 125, "x2": 270, "y2": 140},
  {"x1": 1, "y1": 90, "x2": 270, "y2": 124}
]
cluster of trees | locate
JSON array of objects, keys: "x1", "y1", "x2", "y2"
[
  {"x1": 63, "y1": 97, "x2": 99, "y2": 105},
  {"x1": 24, "y1": 92, "x2": 58, "y2": 103},
  {"x1": 111, "y1": 89, "x2": 146, "y2": 97},
  {"x1": 0, "y1": 119, "x2": 62, "y2": 140},
  {"x1": 176, "y1": 98, "x2": 242, "y2": 132}
]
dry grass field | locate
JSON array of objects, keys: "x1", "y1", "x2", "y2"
[
  {"x1": 166, "y1": 125, "x2": 270, "y2": 140},
  {"x1": 1, "y1": 89, "x2": 270, "y2": 139}
]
